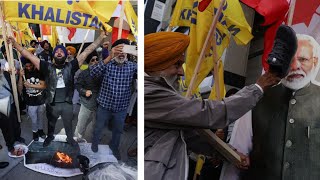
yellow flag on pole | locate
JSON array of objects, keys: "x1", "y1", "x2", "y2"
[
  {"x1": 170, "y1": 0, "x2": 253, "y2": 95},
  {"x1": 208, "y1": 60, "x2": 226, "y2": 100},
  {"x1": 3, "y1": 0, "x2": 119, "y2": 31},
  {"x1": 124, "y1": 1, "x2": 138, "y2": 39}
]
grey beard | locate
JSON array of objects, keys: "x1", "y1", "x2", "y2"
[
  {"x1": 114, "y1": 56, "x2": 128, "y2": 64},
  {"x1": 164, "y1": 75, "x2": 180, "y2": 92}
]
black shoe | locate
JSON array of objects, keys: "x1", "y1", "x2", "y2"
[
  {"x1": 91, "y1": 143, "x2": 98, "y2": 153},
  {"x1": 43, "y1": 135, "x2": 54, "y2": 147},
  {"x1": 0, "y1": 162, "x2": 9, "y2": 169},
  {"x1": 66, "y1": 138, "x2": 78, "y2": 147},
  {"x1": 37, "y1": 130, "x2": 46, "y2": 139},
  {"x1": 33, "y1": 132, "x2": 39, "y2": 141},
  {"x1": 111, "y1": 148, "x2": 121, "y2": 160},
  {"x1": 267, "y1": 25, "x2": 298, "y2": 78}
]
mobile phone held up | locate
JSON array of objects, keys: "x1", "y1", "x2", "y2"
[{"x1": 122, "y1": 45, "x2": 137, "y2": 56}]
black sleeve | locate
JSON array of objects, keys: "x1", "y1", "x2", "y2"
[
  {"x1": 71, "y1": 59, "x2": 80, "y2": 76},
  {"x1": 75, "y1": 71, "x2": 87, "y2": 97},
  {"x1": 39, "y1": 60, "x2": 50, "y2": 77}
]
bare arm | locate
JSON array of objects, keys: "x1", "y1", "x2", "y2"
[
  {"x1": 18, "y1": 69, "x2": 24, "y2": 95},
  {"x1": 7, "y1": 37, "x2": 40, "y2": 70},
  {"x1": 24, "y1": 80, "x2": 46, "y2": 90},
  {"x1": 77, "y1": 31, "x2": 107, "y2": 66}
]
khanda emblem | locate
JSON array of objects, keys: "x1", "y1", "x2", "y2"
[{"x1": 131, "y1": 18, "x2": 137, "y2": 33}]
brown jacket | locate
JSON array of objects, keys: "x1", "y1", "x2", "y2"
[{"x1": 144, "y1": 75, "x2": 263, "y2": 180}]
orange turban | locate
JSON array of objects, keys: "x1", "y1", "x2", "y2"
[
  {"x1": 145, "y1": 32, "x2": 190, "y2": 72},
  {"x1": 27, "y1": 48, "x2": 36, "y2": 54},
  {"x1": 66, "y1": 46, "x2": 76, "y2": 55}
]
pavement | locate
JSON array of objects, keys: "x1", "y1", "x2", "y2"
[{"x1": 0, "y1": 104, "x2": 137, "y2": 180}]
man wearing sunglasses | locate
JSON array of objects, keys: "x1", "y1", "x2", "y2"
[{"x1": 74, "y1": 51, "x2": 101, "y2": 143}]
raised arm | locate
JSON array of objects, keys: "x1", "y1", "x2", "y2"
[
  {"x1": 7, "y1": 37, "x2": 41, "y2": 70},
  {"x1": 77, "y1": 31, "x2": 107, "y2": 66}
]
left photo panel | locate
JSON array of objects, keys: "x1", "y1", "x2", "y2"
[{"x1": 0, "y1": 0, "x2": 138, "y2": 179}]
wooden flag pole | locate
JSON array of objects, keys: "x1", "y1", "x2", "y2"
[
  {"x1": 0, "y1": 3, "x2": 21, "y2": 122},
  {"x1": 76, "y1": 29, "x2": 90, "y2": 58},
  {"x1": 287, "y1": 0, "x2": 296, "y2": 26},
  {"x1": 184, "y1": 0, "x2": 241, "y2": 166},
  {"x1": 211, "y1": 29, "x2": 221, "y2": 100},
  {"x1": 118, "y1": 0, "x2": 125, "y2": 39},
  {"x1": 14, "y1": 23, "x2": 26, "y2": 81},
  {"x1": 185, "y1": 0, "x2": 226, "y2": 98}
]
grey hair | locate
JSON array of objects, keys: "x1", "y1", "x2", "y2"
[{"x1": 296, "y1": 34, "x2": 320, "y2": 59}]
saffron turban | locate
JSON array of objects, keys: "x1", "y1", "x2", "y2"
[
  {"x1": 27, "y1": 48, "x2": 36, "y2": 54},
  {"x1": 66, "y1": 46, "x2": 77, "y2": 55},
  {"x1": 145, "y1": 32, "x2": 190, "y2": 72}
]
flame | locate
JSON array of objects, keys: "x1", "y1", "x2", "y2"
[{"x1": 55, "y1": 151, "x2": 72, "y2": 164}]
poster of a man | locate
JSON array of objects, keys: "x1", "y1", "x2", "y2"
[{"x1": 221, "y1": 34, "x2": 320, "y2": 180}]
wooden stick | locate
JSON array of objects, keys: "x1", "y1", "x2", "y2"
[
  {"x1": 118, "y1": 0, "x2": 125, "y2": 39},
  {"x1": 212, "y1": 29, "x2": 222, "y2": 100},
  {"x1": 197, "y1": 129, "x2": 241, "y2": 164},
  {"x1": 287, "y1": 0, "x2": 296, "y2": 26},
  {"x1": 0, "y1": 3, "x2": 21, "y2": 122},
  {"x1": 185, "y1": 0, "x2": 226, "y2": 98},
  {"x1": 14, "y1": 23, "x2": 26, "y2": 81},
  {"x1": 76, "y1": 29, "x2": 90, "y2": 58}
]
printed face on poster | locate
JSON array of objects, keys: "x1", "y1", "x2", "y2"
[{"x1": 291, "y1": 5, "x2": 320, "y2": 86}]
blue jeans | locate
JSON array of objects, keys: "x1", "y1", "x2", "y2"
[{"x1": 92, "y1": 105, "x2": 127, "y2": 150}]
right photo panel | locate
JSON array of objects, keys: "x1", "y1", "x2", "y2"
[{"x1": 144, "y1": 0, "x2": 320, "y2": 179}]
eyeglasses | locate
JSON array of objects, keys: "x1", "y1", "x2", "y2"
[{"x1": 90, "y1": 58, "x2": 99, "y2": 62}]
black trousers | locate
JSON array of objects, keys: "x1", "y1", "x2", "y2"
[
  {"x1": 46, "y1": 102, "x2": 73, "y2": 139},
  {"x1": 0, "y1": 103, "x2": 22, "y2": 151}
]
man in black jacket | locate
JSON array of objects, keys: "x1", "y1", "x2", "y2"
[
  {"x1": 74, "y1": 51, "x2": 101, "y2": 142},
  {"x1": 8, "y1": 31, "x2": 107, "y2": 147}
]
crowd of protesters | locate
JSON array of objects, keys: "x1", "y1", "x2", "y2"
[{"x1": 0, "y1": 31, "x2": 137, "y2": 168}]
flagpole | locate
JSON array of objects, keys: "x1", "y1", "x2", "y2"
[
  {"x1": 77, "y1": 29, "x2": 90, "y2": 58},
  {"x1": 185, "y1": 0, "x2": 226, "y2": 98},
  {"x1": 15, "y1": 23, "x2": 26, "y2": 81},
  {"x1": 0, "y1": 3, "x2": 21, "y2": 122},
  {"x1": 118, "y1": 0, "x2": 125, "y2": 39},
  {"x1": 287, "y1": 0, "x2": 296, "y2": 26},
  {"x1": 211, "y1": 30, "x2": 222, "y2": 100}
]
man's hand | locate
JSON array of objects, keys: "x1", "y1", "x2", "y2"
[
  {"x1": 256, "y1": 72, "x2": 281, "y2": 91},
  {"x1": 24, "y1": 81, "x2": 33, "y2": 88},
  {"x1": 235, "y1": 151, "x2": 250, "y2": 170},
  {"x1": 6, "y1": 36, "x2": 16, "y2": 46},
  {"x1": 100, "y1": 30, "x2": 108, "y2": 39},
  {"x1": 20, "y1": 69, "x2": 25, "y2": 77},
  {"x1": 85, "y1": 90, "x2": 92, "y2": 97},
  {"x1": 111, "y1": 44, "x2": 124, "y2": 58}
]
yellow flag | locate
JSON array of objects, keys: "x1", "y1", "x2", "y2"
[
  {"x1": 124, "y1": 1, "x2": 138, "y2": 39},
  {"x1": 17, "y1": 22, "x2": 35, "y2": 45},
  {"x1": 208, "y1": 60, "x2": 226, "y2": 100},
  {"x1": 47, "y1": 26, "x2": 58, "y2": 48},
  {"x1": 3, "y1": 0, "x2": 119, "y2": 31},
  {"x1": 170, "y1": 0, "x2": 253, "y2": 95}
]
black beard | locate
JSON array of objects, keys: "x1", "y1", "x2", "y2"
[{"x1": 54, "y1": 56, "x2": 66, "y2": 68}]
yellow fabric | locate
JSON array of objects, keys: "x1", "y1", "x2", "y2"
[
  {"x1": 10, "y1": 22, "x2": 35, "y2": 46},
  {"x1": 80, "y1": 64, "x2": 88, "y2": 70},
  {"x1": 208, "y1": 60, "x2": 226, "y2": 100},
  {"x1": 145, "y1": 32, "x2": 190, "y2": 72},
  {"x1": 170, "y1": 0, "x2": 253, "y2": 95},
  {"x1": 179, "y1": 63, "x2": 201, "y2": 98},
  {"x1": 27, "y1": 47, "x2": 36, "y2": 54},
  {"x1": 3, "y1": 1, "x2": 119, "y2": 31},
  {"x1": 124, "y1": 1, "x2": 138, "y2": 39}
]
